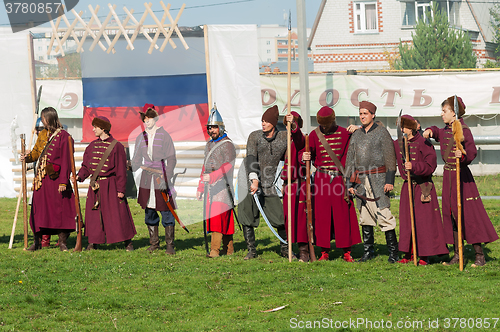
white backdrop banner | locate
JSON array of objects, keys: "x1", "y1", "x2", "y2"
[
  {"x1": 208, "y1": 25, "x2": 262, "y2": 143},
  {"x1": 0, "y1": 34, "x2": 33, "y2": 198},
  {"x1": 261, "y1": 72, "x2": 500, "y2": 117},
  {"x1": 37, "y1": 80, "x2": 83, "y2": 118}
]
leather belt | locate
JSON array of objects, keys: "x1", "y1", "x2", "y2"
[{"x1": 318, "y1": 168, "x2": 340, "y2": 184}]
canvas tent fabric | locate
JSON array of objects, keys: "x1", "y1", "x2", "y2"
[
  {"x1": 0, "y1": 34, "x2": 34, "y2": 198},
  {"x1": 207, "y1": 25, "x2": 262, "y2": 143}
]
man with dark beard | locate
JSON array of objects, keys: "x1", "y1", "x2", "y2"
[{"x1": 197, "y1": 106, "x2": 236, "y2": 258}]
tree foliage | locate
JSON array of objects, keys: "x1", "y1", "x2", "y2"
[
  {"x1": 395, "y1": 4, "x2": 476, "y2": 70},
  {"x1": 488, "y1": 3, "x2": 500, "y2": 67}
]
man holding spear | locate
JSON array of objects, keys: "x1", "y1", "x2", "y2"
[
  {"x1": 394, "y1": 114, "x2": 448, "y2": 265},
  {"x1": 424, "y1": 97, "x2": 498, "y2": 267},
  {"x1": 280, "y1": 112, "x2": 309, "y2": 261},
  {"x1": 301, "y1": 106, "x2": 361, "y2": 261},
  {"x1": 20, "y1": 107, "x2": 76, "y2": 251},
  {"x1": 238, "y1": 106, "x2": 298, "y2": 259},
  {"x1": 196, "y1": 106, "x2": 237, "y2": 258}
]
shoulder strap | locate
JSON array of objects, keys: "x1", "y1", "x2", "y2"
[
  {"x1": 90, "y1": 139, "x2": 118, "y2": 188},
  {"x1": 34, "y1": 128, "x2": 62, "y2": 175},
  {"x1": 314, "y1": 127, "x2": 344, "y2": 175},
  {"x1": 203, "y1": 139, "x2": 233, "y2": 169},
  {"x1": 443, "y1": 135, "x2": 454, "y2": 163}
]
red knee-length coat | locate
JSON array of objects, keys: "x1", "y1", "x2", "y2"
[
  {"x1": 281, "y1": 125, "x2": 307, "y2": 244},
  {"x1": 78, "y1": 135, "x2": 136, "y2": 244},
  {"x1": 427, "y1": 119, "x2": 498, "y2": 245},
  {"x1": 299, "y1": 126, "x2": 361, "y2": 249},
  {"x1": 393, "y1": 133, "x2": 448, "y2": 257},
  {"x1": 27, "y1": 129, "x2": 76, "y2": 234}
]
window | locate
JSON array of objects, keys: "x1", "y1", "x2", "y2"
[
  {"x1": 267, "y1": 49, "x2": 271, "y2": 54},
  {"x1": 354, "y1": 2, "x2": 378, "y2": 33},
  {"x1": 401, "y1": 1, "x2": 459, "y2": 26},
  {"x1": 266, "y1": 41, "x2": 270, "y2": 45}
]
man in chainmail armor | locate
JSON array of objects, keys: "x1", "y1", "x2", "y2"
[
  {"x1": 197, "y1": 106, "x2": 237, "y2": 258},
  {"x1": 346, "y1": 101, "x2": 399, "y2": 263},
  {"x1": 238, "y1": 106, "x2": 299, "y2": 259}
]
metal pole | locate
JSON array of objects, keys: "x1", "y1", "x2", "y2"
[{"x1": 296, "y1": 0, "x2": 311, "y2": 133}]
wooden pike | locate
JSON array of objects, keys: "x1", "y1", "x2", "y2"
[
  {"x1": 305, "y1": 134, "x2": 316, "y2": 261},
  {"x1": 286, "y1": 11, "x2": 293, "y2": 262},
  {"x1": 404, "y1": 134, "x2": 418, "y2": 266}
]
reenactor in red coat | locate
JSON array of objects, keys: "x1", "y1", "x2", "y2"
[
  {"x1": 424, "y1": 96, "x2": 498, "y2": 267},
  {"x1": 301, "y1": 106, "x2": 361, "y2": 261},
  {"x1": 394, "y1": 114, "x2": 448, "y2": 265}
]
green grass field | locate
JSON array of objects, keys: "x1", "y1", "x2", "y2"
[{"x1": 1, "y1": 176, "x2": 499, "y2": 331}]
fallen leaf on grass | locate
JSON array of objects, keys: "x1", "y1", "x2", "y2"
[{"x1": 261, "y1": 304, "x2": 288, "y2": 313}]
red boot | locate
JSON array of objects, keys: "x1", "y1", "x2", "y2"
[
  {"x1": 343, "y1": 248, "x2": 355, "y2": 262},
  {"x1": 318, "y1": 249, "x2": 330, "y2": 261},
  {"x1": 397, "y1": 252, "x2": 413, "y2": 264}
]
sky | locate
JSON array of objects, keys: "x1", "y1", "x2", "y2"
[{"x1": 0, "y1": 0, "x2": 323, "y2": 31}]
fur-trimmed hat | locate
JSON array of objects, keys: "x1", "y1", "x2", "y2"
[
  {"x1": 400, "y1": 114, "x2": 418, "y2": 131},
  {"x1": 262, "y1": 105, "x2": 279, "y2": 127},
  {"x1": 92, "y1": 116, "x2": 111, "y2": 132},
  {"x1": 359, "y1": 101, "x2": 377, "y2": 114},
  {"x1": 140, "y1": 103, "x2": 159, "y2": 122},
  {"x1": 446, "y1": 96, "x2": 466, "y2": 119},
  {"x1": 317, "y1": 106, "x2": 336, "y2": 127},
  {"x1": 283, "y1": 111, "x2": 303, "y2": 128}
]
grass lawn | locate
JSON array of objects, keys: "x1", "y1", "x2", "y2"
[{"x1": 0, "y1": 176, "x2": 499, "y2": 331}]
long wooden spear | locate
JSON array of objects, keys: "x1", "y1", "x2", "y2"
[
  {"x1": 305, "y1": 134, "x2": 316, "y2": 261},
  {"x1": 404, "y1": 134, "x2": 418, "y2": 266},
  {"x1": 286, "y1": 11, "x2": 293, "y2": 262},
  {"x1": 21, "y1": 134, "x2": 28, "y2": 249},
  {"x1": 452, "y1": 96, "x2": 466, "y2": 271}
]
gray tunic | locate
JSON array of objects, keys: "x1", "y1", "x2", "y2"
[
  {"x1": 345, "y1": 122, "x2": 396, "y2": 210},
  {"x1": 245, "y1": 129, "x2": 287, "y2": 196}
]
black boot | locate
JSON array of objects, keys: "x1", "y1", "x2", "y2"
[
  {"x1": 471, "y1": 243, "x2": 486, "y2": 267},
  {"x1": 165, "y1": 226, "x2": 175, "y2": 255},
  {"x1": 359, "y1": 226, "x2": 375, "y2": 262},
  {"x1": 26, "y1": 232, "x2": 42, "y2": 251},
  {"x1": 277, "y1": 226, "x2": 296, "y2": 259},
  {"x1": 443, "y1": 231, "x2": 461, "y2": 266},
  {"x1": 243, "y1": 226, "x2": 257, "y2": 260},
  {"x1": 58, "y1": 231, "x2": 70, "y2": 252},
  {"x1": 385, "y1": 229, "x2": 399, "y2": 263},
  {"x1": 147, "y1": 225, "x2": 160, "y2": 252}
]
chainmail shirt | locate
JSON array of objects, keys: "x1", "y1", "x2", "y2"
[{"x1": 345, "y1": 122, "x2": 396, "y2": 209}]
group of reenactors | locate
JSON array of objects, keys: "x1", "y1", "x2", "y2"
[{"x1": 21, "y1": 97, "x2": 498, "y2": 268}]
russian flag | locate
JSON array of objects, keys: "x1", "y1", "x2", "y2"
[{"x1": 81, "y1": 36, "x2": 209, "y2": 143}]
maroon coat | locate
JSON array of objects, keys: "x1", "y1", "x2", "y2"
[
  {"x1": 78, "y1": 135, "x2": 136, "y2": 244},
  {"x1": 131, "y1": 127, "x2": 177, "y2": 211},
  {"x1": 300, "y1": 126, "x2": 361, "y2": 249},
  {"x1": 428, "y1": 119, "x2": 498, "y2": 244},
  {"x1": 27, "y1": 130, "x2": 76, "y2": 234},
  {"x1": 281, "y1": 125, "x2": 307, "y2": 244},
  {"x1": 393, "y1": 133, "x2": 448, "y2": 256}
]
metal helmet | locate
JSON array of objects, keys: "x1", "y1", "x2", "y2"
[
  {"x1": 206, "y1": 104, "x2": 225, "y2": 134},
  {"x1": 35, "y1": 117, "x2": 44, "y2": 132}
]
